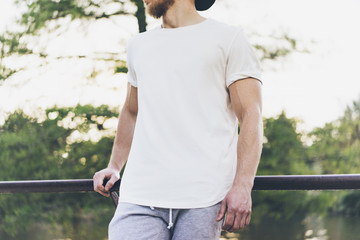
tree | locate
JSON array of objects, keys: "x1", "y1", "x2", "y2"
[
  {"x1": 310, "y1": 97, "x2": 360, "y2": 174},
  {"x1": 0, "y1": 105, "x2": 118, "y2": 238},
  {"x1": 0, "y1": 0, "x2": 147, "y2": 82},
  {"x1": 251, "y1": 112, "x2": 322, "y2": 222},
  {"x1": 309, "y1": 97, "x2": 360, "y2": 216},
  {"x1": 0, "y1": 0, "x2": 305, "y2": 82},
  {"x1": 259, "y1": 111, "x2": 311, "y2": 175}
]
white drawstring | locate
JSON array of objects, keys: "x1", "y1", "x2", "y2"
[
  {"x1": 149, "y1": 206, "x2": 173, "y2": 229},
  {"x1": 167, "y1": 208, "x2": 173, "y2": 229}
]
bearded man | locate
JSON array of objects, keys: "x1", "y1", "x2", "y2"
[{"x1": 93, "y1": 0, "x2": 263, "y2": 239}]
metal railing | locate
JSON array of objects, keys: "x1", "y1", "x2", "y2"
[{"x1": 1, "y1": 174, "x2": 360, "y2": 207}]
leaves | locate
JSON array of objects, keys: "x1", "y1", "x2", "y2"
[
  {"x1": 0, "y1": 0, "x2": 146, "y2": 83},
  {"x1": 15, "y1": 0, "x2": 132, "y2": 35},
  {"x1": 259, "y1": 111, "x2": 311, "y2": 175},
  {"x1": 2, "y1": 100, "x2": 360, "y2": 237},
  {"x1": 0, "y1": 105, "x2": 117, "y2": 237},
  {"x1": 310, "y1": 97, "x2": 360, "y2": 174}
]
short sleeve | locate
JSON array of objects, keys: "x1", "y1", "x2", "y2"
[
  {"x1": 126, "y1": 40, "x2": 138, "y2": 87},
  {"x1": 225, "y1": 28, "x2": 262, "y2": 88}
]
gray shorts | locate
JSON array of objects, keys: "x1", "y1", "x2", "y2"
[{"x1": 108, "y1": 200, "x2": 224, "y2": 240}]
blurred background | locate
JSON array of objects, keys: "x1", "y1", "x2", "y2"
[{"x1": 0, "y1": 0, "x2": 360, "y2": 239}]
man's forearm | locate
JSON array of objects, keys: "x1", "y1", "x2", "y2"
[
  {"x1": 232, "y1": 112, "x2": 263, "y2": 189},
  {"x1": 108, "y1": 107, "x2": 137, "y2": 172}
]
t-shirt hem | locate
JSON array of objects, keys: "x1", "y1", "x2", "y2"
[
  {"x1": 127, "y1": 80, "x2": 137, "y2": 87},
  {"x1": 118, "y1": 195, "x2": 225, "y2": 209},
  {"x1": 226, "y1": 73, "x2": 262, "y2": 88}
]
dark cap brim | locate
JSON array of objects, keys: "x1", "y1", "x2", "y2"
[{"x1": 195, "y1": 0, "x2": 216, "y2": 11}]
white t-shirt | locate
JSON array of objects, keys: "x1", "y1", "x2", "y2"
[{"x1": 119, "y1": 17, "x2": 262, "y2": 209}]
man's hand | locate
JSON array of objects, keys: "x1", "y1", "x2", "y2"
[
  {"x1": 93, "y1": 167, "x2": 120, "y2": 197},
  {"x1": 216, "y1": 184, "x2": 252, "y2": 232}
]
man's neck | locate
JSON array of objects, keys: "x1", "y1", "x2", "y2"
[{"x1": 161, "y1": 1, "x2": 206, "y2": 29}]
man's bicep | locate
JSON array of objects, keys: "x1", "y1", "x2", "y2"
[
  {"x1": 228, "y1": 78, "x2": 262, "y2": 122},
  {"x1": 123, "y1": 82, "x2": 138, "y2": 116}
]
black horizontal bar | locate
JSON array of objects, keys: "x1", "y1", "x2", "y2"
[
  {"x1": 1, "y1": 174, "x2": 360, "y2": 193},
  {"x1": 0, "y1": 179, "x2": 121, "y2": 193},
  {"x1": 253, "y1": 174, "x2": 360, "y2": 190}
]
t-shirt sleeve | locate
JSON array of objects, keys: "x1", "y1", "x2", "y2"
[
  {"x1": 126, "y1": 39, "x2": 138, "y2": 88},
  {"x1": 225, "y1": 28, "x2": 262, "y2": 88}
]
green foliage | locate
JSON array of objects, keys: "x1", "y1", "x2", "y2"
[
  {"x1": 0, "y1": 31, "x2": 33, "y2": 81},
  {"x1": 340, "y1": 190, "x2": 360, "y2": 216},
  {"x1": 259, "y1": 111, "x2": 311, "y2": 175},
  {"x1": 0, "y1": 111, "x2": 67, "y2": 180},
  {"x1": 0, "y1": 31, "x2": 33, "y2": 57},
  {"x1": 250, "y1": 112, "x2": 328, "y2": 225},
  {"x1": 310, "y1": 98, "x2": 360, "y2": 174},
  {"x1": 252, "y1": 191, "x2": 309, "y2": 222},
  {"x1": 254, "y1": 33, "x2": 308, "y2": 61},
  {"x1": 0, "y1": 0, "x2": 147, "y2": 83},
  {"x1": 0, "y1": 65, "x2": 18, "y2": 81},
  {"x1": 0, "y1": 105, "x2": 118, "y2": 238},
  {"x1": 2, "y1": 100, "x2": 360, "y2": 237},
  {"x1": 15, "y1": 0, "x2": 132, "y2": 35},
  {"x1": 0, "y1": 0, "x2": 303, "y2": 83},
  {"x1": 115, "y1": 65, "x2": 128, "y2": 74},
  {"x1": 308, "y1": 98, "x2": 360, "y2": 215}
]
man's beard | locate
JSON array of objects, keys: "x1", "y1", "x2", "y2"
[{"x1": 146, "y1": 0, "x2": 175, "y2": 19}]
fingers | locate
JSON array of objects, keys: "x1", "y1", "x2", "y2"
[
  {"x1": 228, "y1": 209, "x2": 252, "y2": 232},
  {"x1": 104, "y1": 174, "x2": 119, "y2": 192},
  {"x1": 98, "y1": 189, "x2": 110, "y2": 197},
  {"x1": 228, "y1": 213, "x2": 241, "y2": 232},
  {"x1": 245, "y1": 212, "x2": 251, "y2": 225},
  {"x1": 239, "y1": 211, "x2": 248, "y2": 229},
  {"x1": 93, "y1": 168, "x2": 120, "y2": 197},
  {"x1": 219, "y1": 186, "x2": 253, "y2": 232},
  {"x1": 216, "y1": 200, "x2": 227, "y2": 221},
  {"x1": 95, "y1": 183, "x2": 109, "y2": 197},
  {"x1": 93, "y1": 171, "x2": 110, "y2": 197},
  {"x1": 222, "y1": 210, "x2": 235, "y2": 231}
]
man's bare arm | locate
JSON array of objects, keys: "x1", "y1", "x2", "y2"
[
  {"x1": 230, "y1": 78, "x2": 263, "y2": 188},
  {"x1": 93, "y1": 83, "x2": 138, "y2": 197},
  {"x1": 217, "y1": 78, "x2": 263, "y2": 232}
]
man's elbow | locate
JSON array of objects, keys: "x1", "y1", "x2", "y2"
[
  {"x1": 121, "y1": 104, "x2": 138, "y2": 121},
  {"x1": 237, "y1": 107, "x2": 262, "y2": 126}
]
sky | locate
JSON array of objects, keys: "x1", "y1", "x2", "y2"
[{"x1": 0, "y1": 0, "x2": 360, "y2": 132}]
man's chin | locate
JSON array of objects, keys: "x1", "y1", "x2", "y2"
[
  {"x1": 147, "y1": 10, "x2": 164, "y2": 19},
  {"x1": 145, "y1": 0, "x2": 174, "y2": 19},
  {"x1": 147, "y1": 13, "x2": 160, "y2": 19}
]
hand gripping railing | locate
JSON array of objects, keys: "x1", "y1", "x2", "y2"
[{"x1": 1, "y1": 174, "x2": 360, "y2": 207}]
